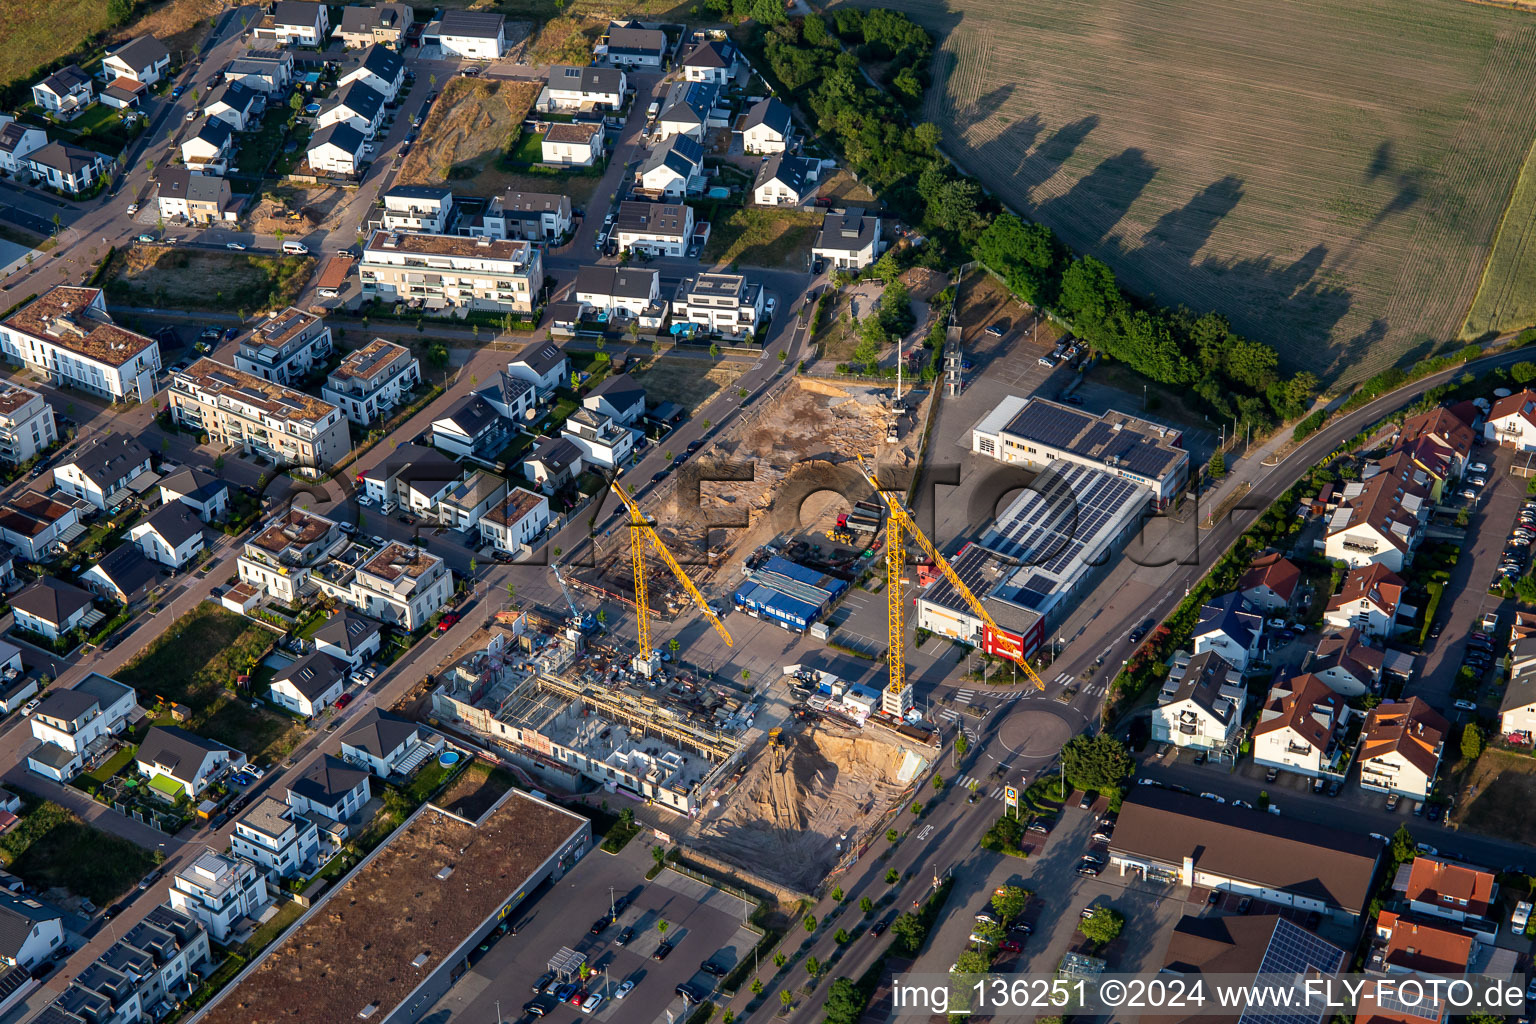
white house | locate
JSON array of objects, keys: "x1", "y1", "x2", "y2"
[
  {"x1": 1358, "y1": 697, "x2": 1447, "y2": 801},
  {"x1": 0, "y1": 893, "x2": 65, "y2": 970},
  {"x1": 25, "y1": 142, "x2": 113, "y2": 195},
  {"x1": 269, "y1": 651, "x2": 347, "y2": 717},
  {"x1": 11, "y1": 577, "x2": 94, "y2": 641},
  {"x1": 256, "y1": 0, "x2": 330, "y2": 46},
  {"x1": 31, "y1": 66, "x2": 94, "y2": 120},
  {"x1": 158, "y1": 465, "x2": 230, "y2": 522},
  {"x1": 225, "y1": 52, "x2": 294, "y2": 95},
  {"x1": 1238, "y1": 552, "x2": 1302, "y2": 614},
  {"x1": 337, "y1": 44, "x2": 404, "y2": 103},
  {"x1": 561, "y1": 408, "x2": 633, "y2": 469},
  {"x1": 341, "y1": 708, "x2": 437, "y2": 777},
  {"x1": 431, "y1": 391, "x2": 513, "y2": 460},
  {"x1": 600, "y1": 20, "x2": 667, "y2": 67},
  {"x1": 136, "y1": 726, "x2": 244, "y2": 799},
  {"x1": 478, "y1": 487, "x2": 550, "y2": 555},
  {"x1": 1402, "y1": 857, "x2": 1498, "y2": 932},
  {"x1": 317, "y1": 80, "x2": 385, "y2": 138},
  {"x1": 505, "y1": 342, "x2": 570, "y2": 396},
  {"x1": 337, "y1": 3, "x2": 413, "y2": 49},
  {"x1": 1191, "y1": 592, "x2": 1263, "y2": 672},
  {"x1": 671, "y1": 272, "x2": 763, "y2": 341},
  {"x1": 54, "y1": 434, "x2": 153, "y2": 510},
  {"x1": 493, "y1": 191, "x2": 574, "y2": 242},
  {"x1": 741, "y1": 96, "x2": 792, "y2": 154},
  {"x1": 1321, "y1": 465, "x2": 1429, "y2": 573},
  {"x1": 103, "y1": 35, "x2": 171, "y2": 86},
  {"x1": 752, "y1": 153, "x2": 817, "y2": 206},
  {"x1": 204, "y1": 82, "x2": 264, "y2": 132},
  {"x1": 573, "y1": 265, "x2": 663, "y2": 323},
  {"x1": 1253, "y1": 673, "x2": 1350, "y2": 779},
  {"x1": 1309, "y1": 628, "x2": 1386, "y2": 697},
  {"x1": 168, "y1": 848, "x2": 271, "y2": 943},
  {"x1": 678, "y1": 37, "x2": 739, "y2": 83},
  {"x1": 231, "y1": 796, "x2": 321, "y2": 878},
  {"x1": 541, "y1": 65, "x2": 626, "y2": 111},
  {"x1": 129, "y1": 502, "x2": 206, "y2": 568},
  {"x1": 637, "y1": 135, "x2": 703, "y2": 198},
  {"x1": 313, "y1": 609, "x2": 383, "y2": 669},
  {"x1": 1150, "y1": 650, "x2": 1245, "y2": 753},
  {"x1": 655, "y1": 80, "x2": 718, "y2": 141},
  {"x1": 181, "y1": 118, "x2": 233, "y2": 176},
  {"x1": 0, "y1": 490, "x2": 85, "y2": 562},
  {"x1": 434, "y1": 10, "x2": 506, "y2": 59},
  {"x1": 541, "y1": 122, "x2": 604, "y2": 167},
  {"x1": 322, "y1": 338, "x2": 420, "y2": 426},
  {"x1": 286, "y1": 754, "x2": 371, "y2": 829},
  {"x1": 349, "y1": 543, "x2": 453, "y2": 631},
  {"x1": 1500, "y1": 663, "x2": 1536, "y2": 744},
  {"x1": 813, "y1": 208, "x2": 883, "y2": 270},
  {"x1": 0, "y1": 117, "x2": 48, "y2": 175},
  {"x1": 1323, "y1": 562, "x2": 1407, "y2": 639},
  {"x1": 612, "y1": 200, "x2": 693, "y2": 258},
  {"x1": 439, "y1": 472, "x2": 508, "y2": 531},
  {"x1": 234, "y1": 306, "x2": 333, "y2": 385},
  {"x1": 1487, "y1": 388, "x2": 1536, "y2": 451},
  {"x1": 306, "y1": 122, "x2": 367, "y2": 176},
  {"x1": 582, "y1": 372, "x2": 645, "y2": 426},
  {"x1": 523, "y1": 436, "x2": 583, "y2": 495},
  {"x1": 360, "y1": 443, "x2": 461, "y2": 512},
  {"x1": 156, "y1": 166, "x2": 235, "y2": 224},
  {"x1": 381, "y1": 184, "x2": 454, "y2": 233},
  {"x1": 25, "y1": 674, "x2": 137, "y2": 781},
  {"x1": 81, "y1": 542, "x2": 162, "y2": 606}
]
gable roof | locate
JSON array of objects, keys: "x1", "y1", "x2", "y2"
[
  {"x1": 207, "y1": 81, "x2": 261, "y2": 115},
  {"x1": 61, "y1": 434, "x2": 152, "y2": 491},
  {"x1": 141, "y1": 502, "x2": 204, "y2": 548},
  {"x1": 87, "y1": 542, "x2": 160, "y2": 602},
  {"x1": 754, "y1": 153, "x2": 814, "y2": 196},
  {"x1": 1397, "y1": 404, "x2": 1475, "y2": 458},
  {"x1": 340, "y1": 3, "x2": 411, "y2": 34},
  {"x1": 1326, "y1": 561, "x2": 1405, "y2": 617},
  {"x1": 108, "y1": 35, "x2": 170, "y2": 71},
  {"x1": 815, "y1": 208, "x2": 878, "y2": 253},
  {"x1": 0, "y1": 120, "x2": 44, "y2": 155},
  {"x1": 436, "y1": 391, "x2": 503, "y2": 439},
  {"x1": 1238, "y1": 551, "x2": 1300, "y2": 604},
  {"x1": 512, "y1": 342, "x2": 566, "y2": 376},
  {"x1": 1254, "y1": 672, "x2": 1344, "y2": 752},
  {"x1": 1489, "y1": 388, "x2": 1536, "y2": 431},
  {"x1": 190, "y1": 117, "x2": 233, "y2": 150},
  {"x1": 742, "y1": 96, "x2": 791, "y2": 136},
  {"x1": 342, "y1": 708, "x2": 419, "y2": 758},
  {"x1": 272, "y1": 651, "x2": 346, "y2": 700},
  {"x1": 1361, "y1": 697, "x2": 1447, "y2": 781},
  {"x1": 1310, "y1": 627, "x2": 1384, "y2": 685},
  {"x1": 1193, "y1": 591, "x2": 1261, "y2": 650},
  {"x1": 309, "y1": 121, "x2": 367, "y2": 157},
  {"x1": 272, "y1": 0, "x2": 325, "y2": 26},
  {"x1": 1328, "y1": 460, "x2": 1430, "y2": 552},
  {"x1": 1379, "y1": 913, "x2": 1474, "y2": 974},
  {"x1": 27, "y1": 142, "x2": 105, "y2": 176},
  {"x1": 658, "y1": 80, "x2": 718, "y2": 125},
  {"x1": 313, "y1": 609, "x2": 381, "y2": 653},
  {"x1": 1162, "y1": 650, "x2": 1241, "y2": 726},
  {"x1": 137, "y1": 726, "x2": 235, "y2": 783},
  {"x1": 160, "y1": 465, "x2": 228, "y2": 504},
  {"x1": 0, "y1": 893, "x2": 60, "y2": 959},
  {"x1": 546, "y1": 64, "x2": 623, "y2": 95},
  {"x1": 588, "y1": 372, "x2": 645, "y2": 412},
  {"x1": 679, "y1": 38, "x2": 737, "y2": 69},
  {"x1": 529, "y1": 436, "x2": 582, "y2": 473},
  {"x1": 37, "y1": 65, "x2": 91, "y2": 96},
  {"x1": 605, "y1": 23, "x2": 666, "y2": 55},
  {"x1": 11, "y1": 576, "x2": 93, "y2": 626},
  {"x1": 289, "y1": 753, "x2": 370, "y2": 807},
  {"x1": 640, "y1": 134, "x2": 703, "y2": 179},
  {"x1": 1404, "y1": 856, "x2": 1495, "y2": 918},
  {"x1": 613, "y1": 200, "x2": 688, "y2": 239},
  {"x1": 575, "y1": 264, "x2": 660, "y2": 301},
  {"x1": 356, "y1": 43, "x2": 404, "y2": 83},
  {"x1": 325, "y1": 79, "x2": 385, "y2": 121}
]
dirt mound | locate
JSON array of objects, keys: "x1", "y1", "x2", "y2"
[{"x1": 690, "y1": 725, "x2": 924, "y2": 892}]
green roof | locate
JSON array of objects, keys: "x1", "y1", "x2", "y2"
[{"x1": 148, "y1": 773, "x2": 185, "y2": 798}]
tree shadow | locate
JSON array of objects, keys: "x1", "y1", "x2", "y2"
[
  {"x1": 1139, "y1": 175, "x2": 1245, "y2": 268},
  {"x1": 1010, "y1": 115, "x2": 1100, "y2": 206},
  {"x1": 1333, "y1": 317, "x2": 1388, "y2": 377},
  {"x1": 954, "y1": 82, "x2": 1016, "y2": 136},
  {"x1": 1192, "y1": 243, "x2": 1355, "y2": 376},
  {"x1": 1036, "y1": 146, "x2": 1159, "y2": 250}
]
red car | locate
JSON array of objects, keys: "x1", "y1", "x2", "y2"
[
  {"x1": 335, "y1": 693, "x2": 353, "y2": 709},
  {"x1": 438, "y1": 613, "x2": 460, "y2": 632},
  {"x1": 998, "y1": 939, "x2": 1023, "y2": 954}
]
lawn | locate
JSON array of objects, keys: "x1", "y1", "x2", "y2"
[
  {"x1": 232, "y1": 108, "x2": 293, "y2": 178},
  {"x1": 80, "y1": 744, "x2": 138, "y2": 785},
  {"x1": 631, "y1": 356, "x2": 745, "y2": 415},
  {"x1": 876, "y1": 0, "x2": 1536, "y2": 385},
  {"x1": 700, "y1": 207, "x2": 820, "y2": 270},
  {"x1": 0, "y1": 800, "x2": 159, "y2": 903},
  {"x1": 1456, "y1": 749, "x2": 1536, "y2": 843},
  {"x1": 1463, "y1": 133, "x2": 1536, "y2": 339},
  {"x1": 115, "y1": 605, "x2": 305, "y2": 765},
  {"x1": 505, "y1": 128, "x2": 547, "y2": 168},
  {"x1": 104, "y1": 244, "x2": 313, "y2": 313}
]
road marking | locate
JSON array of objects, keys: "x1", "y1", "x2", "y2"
[
  {"x1": 955, "y1": 688, "x2": 975, "y2": 701},
  {"x1": 1053, "y1": 672, "x2": 1072, "y2": 686},
  {"x1": 938, "y1": 709, "x2": 959, "y2": 721},
  {"x1": 916, "y1": 825, "x2": 933, "y2": 840}
]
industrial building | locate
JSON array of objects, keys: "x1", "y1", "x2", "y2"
[
  {"x1": 915, "y1": 462, "x2": 1149, "y2": 660},
  {"x1": 733, "y1": 555, "x2": 848, "y2": 633}
]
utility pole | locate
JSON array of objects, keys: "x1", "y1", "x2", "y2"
[{"x1": 609, "y1": 885, "x2": 616, "y2": 918}]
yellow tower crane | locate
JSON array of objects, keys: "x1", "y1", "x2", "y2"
[
  {"x1": 607, "y1": 481, "x2": 732, "y2": 674},
  {"x1": 853, "y1": 455, "x2": 1045, "y2": 694}
]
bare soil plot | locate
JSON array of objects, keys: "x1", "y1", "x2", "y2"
[
  {"x1": 954, "y1": 270, "x2": 1058, "y2": 348},
  {"x1": 701, "y1": 207, "x2": 821, "y2": 269},
  {"x1": 630, "y1": 356, "x2": 745, "y2": 416},
  {"x1": 103, "y1": 244, "x2": 313, "y2": 313},
  {"x1": 118, "y1": 0, "x2": 226, "y2": 55},
  {"x1": 527, "y1": 14, "x2": 607, "y2": 65},
  {"x1": 249, "y1": 185, "x2": 375, "y2": 236},
  {"x1": 1455, "y1": 749, "x2": 1536, "y2": 843},
  {"x1": 815, "y1": 169, "x2": 877, "y2": 204},
  {"x1": 1463, "y1": 136, "x2": 1536, "y2": 339},
  {"x1": 398, "y1": 77, "x2": 540, "y2": 199},
  {"x1": 878, "y1": 0, "x2": 1536, "y2": 385}
]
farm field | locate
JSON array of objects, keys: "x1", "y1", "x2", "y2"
[
  {"x1": 1463, "y1": 135, "x2": 1536, "y2": 339},
  {"x1": 875, "y1": 0, "x2": 1536, "y2": 385},
  {"x1": 0, "y1": 0, "x2": 113, "y2": 91}
]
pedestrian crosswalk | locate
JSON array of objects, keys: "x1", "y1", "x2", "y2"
[
  {"x1": 956, "y1": 774, "x2": 1008, "y2": 800},
  {"x1": 955, "y1": 688, "x2": 976, "y2": 702},
  {"x1": 1053, "y1": 672, "x2": 1073, "y2": 687},
  {"x1": 938, "y1": 708, "x2": 959, "y2": 722}
]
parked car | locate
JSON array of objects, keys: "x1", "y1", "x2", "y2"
[
  {"x1": 532, "y1": 971, "x2": 556, "y2": 994},
  {"x1": 438, "y1": 613, "x2": 461, "y2": 632},
  {"x1": 616, "y1": 926, "x2": 634, "y2": 946},
  {"x1": 985, "y1": 324, "x2": 1005, "y2": 337},
  {"x1": 652, "y1": 941, "x2": 673, "y2": 961},
  {"x1": 226, "y1": 241, "x2": 246, "y2": 250},
  {"x1": 335, "y1": 693, "x2": 353, "y2": 709},
  {"x1": 581, "y1": 995, "x2": 604, "y2": 1014},
  {"x1": 613, "y1": 980, "x2": 635, "y2": 1000},
  {"x1": 700, "y1": 959, "x2": 727, "y2": 978},
  {"x1": 1386, "y1": 792, "x2": 1401, "y2": 811}
]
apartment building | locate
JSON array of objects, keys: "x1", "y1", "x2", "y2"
[
  {"x1": 236, "y1": 508, "x2": 341, "y2": 604},
  {"x1": 44, "y1": 905, "x2": 211, "y2": 1024},
  {"x1": 380, "y1": 184, "x2": 454, "y2": 233},
  {"x1": 0, "y1": 383, "x2": 56, "y2": 465},
  {"x1": 167, "y1": 848, "x2": 271, "y2": 943},
  {"x1": 0, "y1": 287, "x2": 161, "y2": 402},
  {"x1": 322, "y1": 338, "x2": 420, "y2": 425},
  {"x1": 231, "y1": 796, "x2": 322, "y2": 878},
  {"x1": 671, "y1": 272, "x2": 763, "y2": 340},
  {"x1": 360, "y1": 230, "x2": 544, "y2": 314},
  {"x1": 253, "y1": 0, "x2": 330, "y2": 46},
  {"x1": 168, "y1": 359, "x2": 348, "y2": 471},
  {"x1": 486, "y1": 190, "x2": 573, "y2": 242},
  {"x1": 233, "y1": 307, "x2": 334, "y2": 385},
  {"x1": 350, "y1": 542, "x2": 453, "y2": 631},
  {"x1": 1358, "y1": 696, "x2": 1448, "y2": 801}
]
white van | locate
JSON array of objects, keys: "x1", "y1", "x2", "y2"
[{"x1": 282, "y1": 241, "x2": 309, "y2": 255}]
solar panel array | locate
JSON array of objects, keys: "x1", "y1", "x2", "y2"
[
  {"x1": 980, "y1": 463, "x2": 1144, "y2": 578},
  {"x1": 1001, "y1": 398, "x2": 1184, "y2": 480},
  {"x1": 1239, "y1": 918, "x2": 1347, "y2": 1024}
]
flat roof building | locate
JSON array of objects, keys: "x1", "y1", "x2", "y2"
[
  {"x1": 0, "y1": 287, "x2": 161, "y2": 403},
  {"x1": 361, "y1": 230, "x2": 544, "y2": 314},
  {"x1": 168, "y1": 358, "x2": 348, "y2": 471}
]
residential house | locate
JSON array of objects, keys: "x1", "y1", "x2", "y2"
[
  {"x1": 478, "y1": 487, "x2": 550, "y2": 555},
  {"x1": 337, "y1": 44, "x2": 404, "y2": 102},
  {"x1": 1192, "y1": 592, "x2": 1263, "y2": 670},
  {"x1": 0, "y1": 287, "x2": 160, "y2": 402},
  {"x1": 600, "y1": 21, "x2": 667, "y2": 67},
  {"x1": 489, "y1": 190, "x2": 572, "y2": 242},
  {"x1": 381, "y1": 184, "x2": 454, "y2": 233},
  {"x1": 813, "y1": 208, "x2": 883, "y2": 269},
  {"x1": 337, "y1": 3, "x2": 413, "y2": 48},
  {"x1": 636, "y1": 134, "x2": 703, "y2": 197},
  {"x1": 360, "y1": 230, "x2": 544, "y2": 314},
  {"x1": 0, "y1": 117, "x2": 48, "y2": 175},
  {"x1": 1238, "y1": 552, "x2": 1301, "y2": 615},
  {"x1": 505, "y1": 342, "x2": 569, "y2": 396},
  {"x1": 312, "y1": 609, "x2": 382, "y2": 668},
  {"x1": 0, "y1": 490, "x2": 85, "y2": 562},
  {"x1": 654, "y1": 80, "x2": 719, "y2": 141},
  {"x1": 1395, "y1": 404, "x2": 1476, "y2": 487},
  {"x1": 523, "y1": 436, "x2": 583, "y2": 494},
  {"x1": 1324, "y1": 562, "x2": 1408, "y2": 639},
  {"x1": 612, "y1": 199, "x2": 694, "y2": 258},
  {"x1": 0, "y1": 893, "x2": 65, "y2": 969},
  {"x1": 540, "y1": 65, "x2": 626, "y2": 111},
  {"x1": 0, "y1": 383, "x2": 57, "y2": 466},
  {"x1": 317, "y1": 80, "x2": 386, "y2": 138},
  {"x1": 349, "y1": 542, "x2": 453, "y2": 631},
  {"x1": 322, "y1": 338, "x2": 419, "y2": 425},
  {"x1": 103, "y1": 36, "x2": 171, "y2": 86},
  {"x1": 25, "y1": 673, "x2": 137, "y2": 781},
  {"x1": 573, "y1": 264, "x2": 665, "y2": 325},
  {"x1": 542, "y1": 122, "x2": 604, "y2": 167},
  {"x1": 204, "y1": 82, "x2": 264, "y2": 132},
  {"x1": 1487, "y1": 388, "x2": 1536, "y2": 451},
  {"x1": 98, "y1": 77, "x2": 147, "y2": 111},
  {"x1": 360, "y1": 443, "x2": 460, "y2": 512},
  {"x1": 1252, "y1": 672, "x2": 1350, "y2": 779},
  {"x1": 342, "y1": 708, "x2": 439, "y2": 777},
  {"x1": 1322, "y1": 461, "x2": 1431, "y2": 571},
  {"x1": 1309, "y1": 627, "x2": 1386, "y2": 696},
  {"x1": 741, "y1": 96, "x2": 792, "y2": 154},
  {"x1": 1371, "y1": 911, "x2": 1479, "y2": 977},
  {"x1": 31, "y1": 66, "x2": 94, "y2": 120},
  {"x1": 129, "y1": 502, "x2": 206, "y2": 568},
  {"x1": 1358, "y1": 697, "x2": 1448, "y2": 801},
  {"x1": 156, "y1": 167, "x2": 234, "y2": 224},
  {"x1": 672, "y1": 272, "x2": 763, "y2": 341},
  {"x1": 582, "y1": 372, "x2": 645, "y2": 426},
  {"x1": 678, "y1": 37, "x2": 739, "y2": 83},
  {"x1": 169, "y1": 358, "x2": 349, "y2": 470},
  {"x1": 752, "y1": 153, "x2": 817, "y2": 206},
  {"x1": 81, "y1": 542, "x2": 161, "y2": 605},
  {"x1": 269, "y1": 651, "x2": 346, "y2": 717},
  {"x1": 135, "y1": 726, "x2": 243, "y2": 799},
  {"x1": 1402, "y1": 856, "x2": 1498, "y2": 931},
  {"x1": 286, "y1": 754, "x2": 370, "y2": 829},
  {"x1": 25, "y1": 142, "x2": 112, "y2": 195},
  {"x1": 167, "y1": 848, "x2": 271, "y2": 943},
  {"x1": 438, "y1": 471, "x2": 507, "y2": 531},
  {"x1": 561, "y1": 408, "x2": 633, "y2": 469},
  {"x1": 431, "y1": 391, "x2": 513, "y2": 460},
  {"x1": 1161, "y1": 914, "x2": 1346, "y2": 994},
  {"x1": 11, "y1": 576, "x2": 94, "y2": 641},
  {"x1": 45, "y1": 906, "x2": 211, "y2": 1021},
  {"x1": 306, "y1": 121, "x2": 367, "y2": 176},
  {"x1": 434, "y1": 10, "x2": 507, "y2": 59},
  {"x1": 180, "y1": 118, "x2": 233, "y2": 175},
  {"x1": 236, "y1": 508, "x2": 342, "y2": 603},
  {"x1": 234, "y1": 307, "x2": 333, "y2": 385},
  {"x1": 1499, "y1": 665, "x2": 1536, "y2": 744},
  {"x1": 158, "y1": 465, "x2": 230, "y2": 522},
  {"x1": 1150, "y1": 650, "x2": 1246, "y2": 753},
  {"x1": 231, "y1": 796, "x2": 321, "y2": 877},
  {"x1": 254, "y1": 0, "x2": 330, "y2": 46},
  {"x1": 53, "y1": 433, "x2": 152, "y2": 510},
  {"x1": 224, "y1": 52, "x2": 294, "y2": 95}
]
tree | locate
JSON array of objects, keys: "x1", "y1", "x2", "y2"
[
  {"x1": 932, "y1": 775, "x2": 944, "y2": 791},
  {"x1": 1462, "y1": 722, "x2": 1484, "y2": 761},
  {"x1": 657, "y1": 918, "x2": 669, "y2": 936},
  {"x1": 1077, "y1": 907, "x2": 1124, "y2": 947},
  {"x1": 668, "y1": 638, "x2": 680, "y2": 656},
  {"x1": 779, "y1": 990, "x2": 794, "y2": 1013},
  {"x1": 831, "y1": 886, "x2": 844, "y2": 902},
  {"x1": 1209, "y1": 450, "x2": 1227, "y2": 479},
  {"x1": 751, "y1": 979, "x2": 764, "y2": 996},
  {"x1": 1513, "y1": 361, "x2": 1536, "y2": 386},
  {"x1": 651, "y1": 846, "x2": 666, "y2": 870},
  {"x1": 709, "y1": 343, "x2": 720, "y2": 358},
  {"x1": 953, "y1": 950, "x2": 991, "y2": 974},
  {"x1": 618, "y1": 807, "x2": 634, "y2": 830},
  {"x1": 885, "y1": 868, "x2": 900, "y2": 884},
  {"x1": 467, "y1": 557, "x2": 477, "y2": 575},
  {"x1": 824, "y1": 978, "x2": 866, "y2": 1024},
  {"x1": 596, "y1": 609, "x2": 608, "y2": 626},
  {"x1": 914, "y1": 122, "x2": 942, "y2": 151},
  {"x1": 750, "y1": 0, "x2": 786, "y2": 24},
  {"x1": 773, "y1": 952, "x2": 787, "y2": 968},
  {"x1": 955, "y1": 733, "x2": 969, "y2": 758},
  {"x1": 990, "y1": 885, "x2": 1029, "y2": 925},
  {"x1": 890, "y1": 912, "x2": 925, "y2": 954},
  {"x1": 859, "y1": 896, "x2": 874, "y2": 914},
  {"x1": 1061, "y1": 733, "x2": 1133, "y2": 792},
  {"x1": 805, "y1": 954, "x2": 822, "y2": 978},
  {"x1": 804, "y1": 913, "x2": 817, "y2": 932},
  {"x1": 886, "y1": 828, "x2": 900, "y2": 842},
  {"x1": 424, "y1": 342, "x2": 449, "y2": 368},
  {"x1": 892, "y1": 66, "x2": 922, "y2": 102}
]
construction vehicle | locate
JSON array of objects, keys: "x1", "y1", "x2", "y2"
[
  {"x1": 549, "y1": 562, "x2": 596, "y2": 636},
  {"x1": 853, "y1": 454, "x2": 1044, "y2": 704},
  {"x1": 608, "y1": 480, "x2": 732, "y2": 676}
]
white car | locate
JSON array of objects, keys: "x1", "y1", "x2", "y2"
[
  {"x1": 581, "y1": 994, "x2": 604, "y2": 1014},
  {"x1": 126, "y1": 203, "x2": 138, "y2": 215},
  {"x1": 1469, "y1": 461, "x2": 1490, "y2": 474},
  {"x1": 185, "y1": 109, "x2": 196, "y2": 121},
  {"x1": 614, "y1": 980, "x2": 634, "y2": 1000},
  {"x1": 20, "y1": 699, "x2": 40, "y2": 716},
  {"x1": 1199, "y1": 792, "x2": 1225, "y2": 803},
  {"x1": 765, "y1": 296, "x2": 777, "y2": 317},
  {"x1": 226, "y1": 241, "x2": 246, "y2": 250}
]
